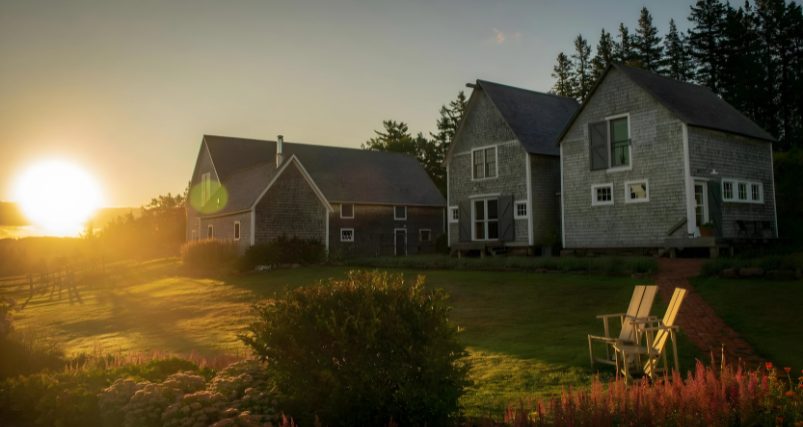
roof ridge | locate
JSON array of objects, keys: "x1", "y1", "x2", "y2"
[
  {"x1": 206, "y1": 134, "x2": 418, "y2": 159},
  {"x1": 612, "y1": 63, "x2": 716, "y2": 94},
  {"x1": 476, "y1": 79, "x2": 577, "y2": 101}
]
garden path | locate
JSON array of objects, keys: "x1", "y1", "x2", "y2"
[{"x1": 652, "y1": 259, "x2": 764, "y2": 369}]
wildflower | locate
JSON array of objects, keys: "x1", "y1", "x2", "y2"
[
  {"x1": 785, "y1": 367, "x2": 791, "y2": 373},
  {"x1": 778, "y1": 418, "x2": 783, "y2": 424},
  {"x1": 786, "y1": 391, "x2": 796, "y2": 397},
  {"x1": 766, "y1": 362, "x2": 773, "y2": 370}
]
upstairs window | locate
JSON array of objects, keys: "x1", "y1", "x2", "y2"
[
  {"x1": 234, "y1": 221, "x2": 241, "y2": 241},
  {"x1": 201, "y1": 172, "x2": 212, "y2": 206},
  {"x1": 589, "y1": 114, "x2": 630, "y2": 171},
  {"x1": 341, "y1": 204, "x2": 354, "y2": 219},
  {"x1": 472, "y1": 146, "x2": 497, "y2": 180},
  {"x1": 610, "y1": 118, "x2": 630, "y2": 167},
  {"x1": 394, "y1": 206, "x2": 407, "y2": 220}
]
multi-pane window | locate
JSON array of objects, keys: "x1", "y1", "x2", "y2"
[
  {"x1": 751, "y1": 184, "x2": 761, "y2": 201},
  {"x1": 340, "y1": 229, "x2": 354, "y2": 242},
  {"x1": 592, "y1": 184, "x2": 613, "y2": 206},
  {"x1": 449, "y1": 207, "x2": 459, "y2": 223},
  {"x1": 515, "y1": 202, "x2": 527, "y2": 218},
  {"x1": 722, "y1": 179, "x2": 763, "y2": 204},
  {"x1": 738, "y1": 183, "x2": 747, "y2": 200},
  {"x1": 610, "y1": 118, "x2": 630, "y2": 167},
  {"x1": 625, "y1": 180, "x2": 649, "y2": 203},
  {"x1": 420, "y1": 229, "x2": 431, "y2": 242},
  {"x1": 341, "y1": 204, "x2": 354, "y2": 219},
  {"x1": 394, "y1": 206, "x2": 406, "y2": 220},
  {"x1": 723, "y1": 182, "x2": 733, "y2": 199},
  {"x1": 234, "y1": 222, "x2": 240, "y2": 241},
  {"x1": 472, "y1": 147, "x2": 497, "y2": 179},
  {"x1": 473, "y1": 198, "x2": 499, "y2": 240}
]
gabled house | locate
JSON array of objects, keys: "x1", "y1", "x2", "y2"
[
  {"x1": 443, "y1": 79, "x2": 579, "y2": 254},
  {"x1": 556, "y1": 64, "x2": 778, "y2": 254},
  {"x1": 187, "y1": 135, "x2": 445, "y2": 257}
]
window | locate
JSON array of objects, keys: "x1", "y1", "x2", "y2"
[
  {"x1": 591, "y1": 183, "x2": 614, "y2": 206},
  {"x1": 624, "y1": 180, "x2": 649, "y2": 203},
  {"x1": 473, "y1": 198, "x2": 499, "y2": 240},
  {"x1": 233, "y1": 221, "x2": 240, "y2": 241},
  {"x1": 191, "y1": 230, "x2": 196, "y2": 241},
  {"x1": 610, "y1": 118, "x2": 630, "y2": 167},
  {"x1": 420, "y1": 229, "x2": 431, "y2": 242},
  {"x1": 722, "y1": 179, "x2": 763, "y2": 204},
  {"x1": 340, "y1": 228, "x2": 354, "y2": 242},
  {"x1": 207, "y1": 224, "x2": 213, "y2": 239},
  {"x1": 340, "y1": 204, "x2": 354, "y2": 219},
  {"x1": 514, "y1": 201, "x2": 528, "y2": 219},
  {"x1": 472, "y1": 146, "x2": 497, "y2": 180},
  {"x1": 201, "y1": 172, "x2": 212, "y2": 206},
  {"x1": 394, "y1": 206, "x2": 407, "y2": 220},
  {"x1": 449, "y1": 206, "x2": 459, "y2": 223}
]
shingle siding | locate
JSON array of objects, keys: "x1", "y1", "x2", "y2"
[
  {"x1": 688, "y1": 127, "x2": 776, "y2": 237},
  {"x1": 254, "y1": 164, "x2": 327, "y2": 244},
  {"x1": 329, "y1": 204, "x2": 443, "y2": 258},
  {"x1": 187, "y1": 143, "x2": 220, "y2": 242},
  {"x1": 561, "y1": 68, "x2": 688, "y2": 248},
  {"x1": 198, "y1": 211, "x2": 252, "y2": 255},
  {"x1": 530, "y1": 154, "x2": 561, "y2": 245}
]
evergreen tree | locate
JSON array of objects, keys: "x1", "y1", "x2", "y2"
[
  {"x1": 550, "y1": 52, "x2": 575, "y2": 97},
  {"x1": 615, "y1": 23, "x2": 636, "y2": 65},
  {"x1": 592, "y1": 29, "x2": 616, "y2": 80},
  {"x1": 362, "y1": 120, "x2": 418, "y2": 154},
  {"x1": 664, "y1": 19, "x2": 694, "y2": 81},
  {"x1": 571, "y1": 34, "x2": 593, "y2": 100},
  {"x1": 634, "y1": 7, "x2": 665, "y2": 73},
  {"x1": 428, "y1": 91, "x2": 467, "y2": 195},
  {"x1": 687, "y1": 0, "x2": 727, "y2": 93}
]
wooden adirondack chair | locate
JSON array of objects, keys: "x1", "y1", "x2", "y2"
[
  {"x1": 612, "y1": 287, "x2": 688, "y2": 384},
  {"x1": 587, "y1": 285, "x2": 658, "y2": 367}
]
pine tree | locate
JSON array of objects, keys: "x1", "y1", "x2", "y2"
[
  {"x1": 362, "y1": 120, "x2": 417, "y2": 154},
  {"x1": 429, "y1": 91, "x2": 467, "y2": 195},
  {"x1": 550, "y1": 52, "x2": 575, "y2": 97},
  {"x1": 664, "y1": 19, "x2": 694, "y2": 81},
  {"x1": 571, "y1": 34, "x2": 593, "y2": 100},
  {"x1": 615, "y1": 23, "x2": 636, "y2": 65},
  {"x1": 592, "y1": 29, "x2": 616, "y2": 80},
  {"x1": 687, "y1": 0, "x2": 727, "y2": 93},
  {"x1": 634, "y1": 7, "x2": 665, "y2": 73}
]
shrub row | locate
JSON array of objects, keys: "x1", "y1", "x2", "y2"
[
  {"x1": 347, "y1": 255, "x2": 659, "y2": 274},
  {"x1": 241, "y1": 235, "x2": 326, "y2": 270},
  {"x1": 700, "y1": 254, "x2": 803, "y2": 277},
  {"x1": 181, "y1": 239, "x2": 239, "y2": 271}
]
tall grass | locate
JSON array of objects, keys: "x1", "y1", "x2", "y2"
[{"x1": 348, "y1": 255, "x2": 659, "y2": 274}]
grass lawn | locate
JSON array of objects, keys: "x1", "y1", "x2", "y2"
[
  {"x1": 1, "y1": 259, "x2": 702, "y2": 418},
  {"x1": 691, "y1": 277, "x2": 803, "y2": 371}
]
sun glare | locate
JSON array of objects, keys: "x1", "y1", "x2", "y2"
[{"x1": 15, "y1": 160, "x2": 103, "y2": 236}]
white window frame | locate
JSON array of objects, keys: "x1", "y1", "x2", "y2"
[
  {"x1": 449, "y1": 206, "x2": 459, "y2": 223},
  {"x1": 722, "y1": 178, "x2": 764, "y2": 204},
  {"x1": 207, "y1": 224, "x2": 214, "y2": 239},
  {"x1": 419, "y1": 229, "x2": 431, "y2": 242},
  {"x1": 233, "y1": 221, "x2": 241, "y2": 241},
  {"x1": 514, "y1": 201, "x2": 528, "y2": 219},
  {"x1": 472, "y1": 198, "x2": 499, "y2": 241},
  {"x1": 340, "y1": 203, "x2": 354, "y2": 219},
  {"x1": 394, "y1": 206, "x2": 407, "y2": 220},
  {"x1": 624, "y1": 179, "x2": 650, "y2": 204},
  {"x1": 591, "y1": 183, "x2": 614, "y2": 206},
  {"x1": 604, "y1": 113, "x2": 633, "y2": 173},
  {"x1": 340, "y1": 228, "x2": 354, "y2": 242},
  {"x1": 471, "y1": 145, "x2": 499, "y2": 181}
]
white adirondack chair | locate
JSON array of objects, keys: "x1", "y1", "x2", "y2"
[
  {"x1": 587, "y1": 285, "x2": 658, "y2": 367},
  {"x1": 612, "y1": 287, "x2": 688, "y2": 384}
]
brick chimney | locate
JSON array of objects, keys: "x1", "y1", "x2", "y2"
[{"x1": 276, "y1": 135, "x2": 284, "y2": 167}]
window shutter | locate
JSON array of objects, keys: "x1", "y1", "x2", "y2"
[
  {"x1": 498, "y1": 195, "x2": 515, "y2": 241},
  {"x1": 589, "y1": 121, "x2": 609, "y2": 171},
  {"x1": 458, "y1": 199, "x2": 471, "y2": 242},
  {"x1": 707, "y1": 183, "x2": 723, "y2": 237}
]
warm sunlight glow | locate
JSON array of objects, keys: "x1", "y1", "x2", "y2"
[{"x1": 15, "y1": 160, "x2": 102, "y2": 235}]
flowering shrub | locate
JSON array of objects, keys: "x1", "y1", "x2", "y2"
[
  {"x1": 162, "y1": 390, "x2": 229, "y2": 427},
  {"x1": 121, "y1": 372, "x2": 207, "y2": 427},
  {"x1": 208, "y1": 360, "x2": 268, "y2": 400},
  {"x1": 98, "y1": 378, "x2": 146, "y2": 427},
  {"x1": 222, "y1": 387, "x2": 280, "y2": 425}
]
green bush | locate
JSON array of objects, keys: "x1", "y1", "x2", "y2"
[
  {"x1": 241, "y1": 235, "x2": 326, "y2": 270},
  {"x1": 240, "y1": 270, "x2": 470, "y2": 427},
  {"x1": 436, "y1": 232, "x2": 449, "y2": 254},
  {"x1": 180, "y1": 239, "x2": 238, "y2": 271}
]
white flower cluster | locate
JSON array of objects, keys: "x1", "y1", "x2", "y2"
[
  {"x1": 162, "y1": 390, "x2": 229, "y2": 427},
  {"x1": 121, "y1": 372, "x2": 207, "y2": 427},
  {"x1": 222, "y1": 387, "x2": 279, "y2": 426},
  {"x1": 97, "y1": 378, "x2": 146, "y2": 426},
  {"x1": 208, "y1": 360, "x2": 268, "y2": 400}
]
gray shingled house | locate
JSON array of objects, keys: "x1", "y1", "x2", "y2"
[
  {"x1": 556, "y1": 64, "x2": 778, "y2": 256},
  {"x1": 187, "y1": 135, "x2": 446, "y2": 258},
  {"x1": 443, "y1": 79, "x2": 579, "y2": 255}
]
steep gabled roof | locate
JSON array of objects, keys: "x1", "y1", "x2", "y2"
[
  {"x1": 556, "y1": 64, "x2": 776, "y2": 144},
  {"x1": 478, "y1": 80, "x2": 579, "y2": 156},
  {"x1": 198, "y1": 135, "x2": 445, "y2": 216}
]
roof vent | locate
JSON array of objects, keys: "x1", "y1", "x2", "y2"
[{"x1": 277, "y1": 135, "x2": 284, "y2": 167}]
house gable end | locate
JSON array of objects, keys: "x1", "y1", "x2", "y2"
[{"x1": 443, "y1": 88, "x2": 518, "y2": 166}]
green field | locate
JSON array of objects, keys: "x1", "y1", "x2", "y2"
[{"x1": 1, "y1": 260, "x2": 702, "y2": 417}]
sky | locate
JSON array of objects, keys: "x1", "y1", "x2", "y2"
[{"x1": 0, "y1": 0, "x2": 699, "y2": 207}]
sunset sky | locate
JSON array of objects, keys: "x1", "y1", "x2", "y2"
[{"x1": 1, "y1": 0, "x2": 697, "y2": 207}]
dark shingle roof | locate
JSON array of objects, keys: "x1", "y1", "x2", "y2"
[
  {"x1": 476, "y1": 80, "x2": 579, "y2": 156},
  {"x1": 199, "y1": 136, "x2": 446, "y2": 216},
  {"x1": 612, "y1": 64, "x2": 775, "y2": 142}
]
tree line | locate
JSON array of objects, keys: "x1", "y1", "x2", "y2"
[{"x1": 550, "y1": 0, "x2": 803, "y2": 151}]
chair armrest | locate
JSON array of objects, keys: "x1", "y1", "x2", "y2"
[
  {"x1": 640, "y1": 325, "x2": 680, "y2": 332},
  {"x1": 588, "y1": 335, "x2": 633, "y2": 344},
  {"x1": 596, "y1": 313, "x2": 627, "y2": 319}
]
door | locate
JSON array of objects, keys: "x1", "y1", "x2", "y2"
[
  {"x1": 394, "y1": 229, "x2": 406, "y2": 256},
  {"x1": 694, "y1": 182, "x2": 709, "y2": 236}
]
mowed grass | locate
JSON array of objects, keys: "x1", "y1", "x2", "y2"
[
  {"x1": 691, "y1": 277, "x2": 803, "y2": 371},
  {"x1": 1, "y1": 259, "x2": 702, "y2": 418}
]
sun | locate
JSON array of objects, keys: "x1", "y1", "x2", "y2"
[{"x1": 15, "y1": 160, "x2": 103, "y2": 235}]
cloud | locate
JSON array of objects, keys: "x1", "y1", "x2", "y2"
[{"x1": 484, "y1": 29, "x2": 523, "y2": 45}]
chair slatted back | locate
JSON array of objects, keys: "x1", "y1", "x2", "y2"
[
  {"x1": 619, "y1": 286, "x2": 658, "y2": 342},
  {"x1": 651, "y1": 287, "x2": 687, "y2": 351}
]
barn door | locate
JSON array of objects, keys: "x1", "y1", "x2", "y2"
[
  {"x1": 498, "y1": 195, "x2": 515, "y2": 241},
  {"x1": 458, "y1": 199, "x2": 471, "y2": 242}
]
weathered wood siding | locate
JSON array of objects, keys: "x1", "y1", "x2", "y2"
[{"x1": 254, "y1": 163, "x2": 327, "y2": 244}]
